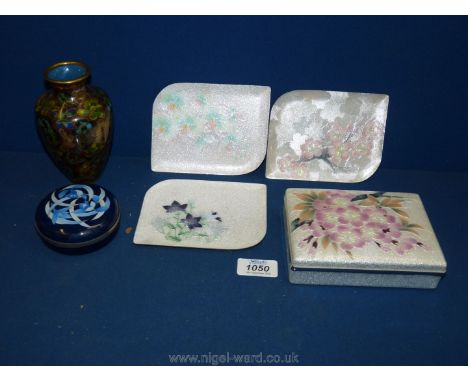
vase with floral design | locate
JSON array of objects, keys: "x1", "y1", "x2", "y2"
[{"x1": 35, "y1": 61, "x2": 112, "y2": 182}]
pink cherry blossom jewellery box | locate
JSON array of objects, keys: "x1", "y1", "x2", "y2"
[{"x1": 284, "y1": 188, "x2": 446, "y2": 289}]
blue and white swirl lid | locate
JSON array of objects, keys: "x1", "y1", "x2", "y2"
[
  {"x1": 35, "y1": 184, "x2": 119, "y2": 248},
  {"x1": 45, "y1": 184, "x2": 111, "y2": 228}
]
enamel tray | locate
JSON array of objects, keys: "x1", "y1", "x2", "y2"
[
  {"x1": 151, "y1": 83, "x2": 271, "y2": 175},
  {"x1": 266, "y1": 90, "x2": 389, "y2": 183},
  {"x1": 133, "y1": 180, "x2": 267, "y2": 250},
  {"x1": 284, "y1": 188, "x2": 446, "y2": 288}
]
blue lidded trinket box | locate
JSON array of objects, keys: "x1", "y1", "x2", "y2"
[{"x1": 35, "y1": 184, "x2": 120, "y2": 249}]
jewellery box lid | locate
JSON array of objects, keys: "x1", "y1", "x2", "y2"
[
  {"x1": 133, "y1": 179, "x2": 267, "y2": 250},
  {"x1": 284, "y1": 188, "x2": 446, "y2": 274},
  {"x1": 266, "y1": 90, "x2": 389, "y2": 183},
  {"x1": 151, "y1": 82, "x2": 271, "y2": 175},
  {"x1": 35, "y1": 184, "x2": 120, "y2": 249}
]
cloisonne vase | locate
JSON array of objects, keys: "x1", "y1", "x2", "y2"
[{"x1": 35, "y1": 61, "x2": 112, "y2": 182}]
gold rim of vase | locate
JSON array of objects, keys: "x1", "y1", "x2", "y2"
[{"x1": 44, "y1": 61, "x2": 91, "y2": 88}]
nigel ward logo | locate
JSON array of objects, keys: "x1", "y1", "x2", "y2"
[{"x1": 168, "y1": 352, "x2": 300, "y2": 365}]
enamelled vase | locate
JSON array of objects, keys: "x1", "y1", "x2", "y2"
[{"x1": 35, "y1": 61, "x2": 112, "y2": 182}]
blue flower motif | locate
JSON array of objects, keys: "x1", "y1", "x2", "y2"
[
  {"x1": 212, "y1": 212, "x2": 222, "y2": 222},
  {"x1": 163, "y1": 200, "x2": 187, "y2": 213},
  {"x1": 182, "y1": 214, "x2": 202, "y2": 230}
]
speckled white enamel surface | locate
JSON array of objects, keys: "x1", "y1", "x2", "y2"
[
  {"x1": 151, "y1": 83, "x2": 270, "y2": 175},
  {"x1": 288, "y1": 268, "x2": 442, "y2": 289},
  {"x1": 284, "y1": 188, "x2": 446, "y2": 275},
  {"x1": 266, "y1": 90, "x2": 389, "y2": 183},
  {"x1": 134, "y1": 180, "x2": 267, "y2": 250}
]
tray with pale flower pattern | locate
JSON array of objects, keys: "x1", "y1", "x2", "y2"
[
  {"x1": 266, "y1": 90, "x2": 389, "y2": 183},
  {"x1": 151, "y1": 83, "x2": 270, "y2": 175}
]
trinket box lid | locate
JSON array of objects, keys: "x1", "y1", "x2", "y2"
[
  {"x1": 151, "y1": 82, "x2": 271, "y2": 175},
  {"x1": 266, "y1": 90, "x2": 389, "y2": 183},
  {"x1": 284, "y1": 188, "x2": 446, "y2": 274},
  {"x1": 35, "y1": 184, "x2": 120, "y2": 249},
  {"x1": 134, "y1": 179, "x2": 267, "y2": 250}
]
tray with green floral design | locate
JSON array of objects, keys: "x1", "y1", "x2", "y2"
[
  {"x1": 151, "y1": 83, "x2": 270, "y2": 175},
  {"x1": 134, "y1": 179, "x2": 267, "y2": 250}
]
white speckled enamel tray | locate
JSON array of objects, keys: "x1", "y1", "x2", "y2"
[
  {"x1": 266, "y1": 90, "x2": 389, "y2": 183},
  {"x1": 134, "y1": 180, "x2": 267, "y2": 250},
  {"x1": 284, "y1": 188, "x2": 446, "y2": 288},
  {"x1": 151, "y1": 83, "x2": 271, "y2": 175}
]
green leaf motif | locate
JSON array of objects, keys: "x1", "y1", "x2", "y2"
[{"x1": 291, "y1": 218, "x2": 301, "y2": 231}]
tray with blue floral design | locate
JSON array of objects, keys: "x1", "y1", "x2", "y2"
[{"x1": 133, "y1": 179, "x2": 267, "y2": 250}]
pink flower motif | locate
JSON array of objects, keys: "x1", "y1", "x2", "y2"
[
  {"x1": 360, "y1": 222, "x2": 381, "y2": 241},
  {"x1": 324, "y1": 120, "x2": 378, "y2": 168},
  {"x1": 378, "y1": 243, "x2": 393, "y2": 253},
  {"x1": 298, "y1": 239, "x2": 308, "y2": 249},
  {"x1": 328, "y1": 142, "x2": 353, "y2": 168},
  {"x1": 298, "y1": 235, "x2": 320, "y2": 255},
  {"x1": 328, "y1": 225, "x2": 366, "y2": 251},
  {"x1": 315, "y1": 208, "x2": 341, "y2": 229},
  {"x1": 375, "y1": 224, "x2": 402, "y2": 241},
  {"x1": 300, "y1": 220, "x2": 326, "y2": 238},
  {"x1": 328, "y1": 196, "x2": 353, "y2": 208},
  {"x1": 366, "y1": 208, "x2": 396, "y2": 227},
  {"x1": 327, "y1": 122, "x2": 349, "y2": 142},
  {"x1": 336, "y1": 205, "x2": 369, "y2": 227},
  {"x1": 300, "y1": 138, "x2": 323, "y2": 160},
  {"x1": 277, "y1": 155, "x2": 292, "y2": 172},
  {"x1": 394, "y1": 237, "x2": 419, "y2": 255},
  {"x1": 326, "y1": 190, "x2": 354, "y2": 199},
  {"x1": 352, "y1": 140, "x2": 372, "y2": 160},
  {"x1": 277, "y1": 155, "x2": 309, "y2": 178},
  {"x1": 294, "y1": 189, "x2": 426, "y2": 258},
  {"x1": 377, "y1": 235, "x2": 424, "y2": 255},
  {"x1": 324, "y1": 191, "x2": 354, "y2": 208}
]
